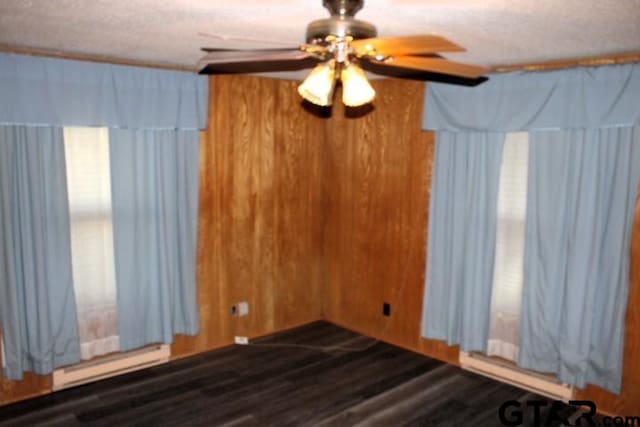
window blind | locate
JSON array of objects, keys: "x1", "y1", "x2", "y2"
[{"x1": 487, "y1": 131, "x2": 529, "y2": 361}]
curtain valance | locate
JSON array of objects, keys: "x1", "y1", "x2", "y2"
[
  {"x1": 423, "y1": 63, "x2": 640, "y2": 132},
  {"x1": 0, "y1": 53, "x2": 207, "y2": 130}
]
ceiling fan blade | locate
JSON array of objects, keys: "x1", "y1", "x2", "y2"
[
  {"x1": 199, "y1": 49, "x2": 310, "y2": 63},
  {"x1": 351, "y1": 35, "x2": 465, "y2": 57},
  {"x1": 202, "y1": 43, "x2": 327, "y2": 55},
  {"x1": 367, "y1": 56, "x2": 489, "y2": 79},
  {"x1": 201, "y1": 47, "x2": 298, "y2": 53},
  {"x1": 198, "y1": 49, "x2": 318, "y2": 74},
  {"x1": 360, "y1": 58, "x2": 488, "y2": 87},
  {"x1": 198, "y1": 32, "x2": 298, "y2": 48}
]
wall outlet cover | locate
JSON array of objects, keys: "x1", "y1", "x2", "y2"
[{"x1": 237, "y1": 301, "x2": 249, "y2": 316}]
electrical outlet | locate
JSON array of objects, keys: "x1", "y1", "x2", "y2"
[
  {"x1": 234, "y1": 336, "x2": 249, "y2": 345},
  {"x1": 383, "y1": 302, "x2": 391, "y2": 316},
  {"x1": 231, "y1": 302, "x2": 249, "y2": 317}
]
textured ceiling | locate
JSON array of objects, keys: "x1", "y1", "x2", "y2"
[{"x1": 0, "y1": 0, "x2": 639, "y2": 75}]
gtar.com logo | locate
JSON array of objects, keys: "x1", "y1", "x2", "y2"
[{"x1": 498, "y1": 400, "x2": 639, "y2": 426}]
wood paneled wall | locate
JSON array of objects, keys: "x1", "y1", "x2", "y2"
[
  {"x1": 322, "y1": 79, "x2": 458, "y2": 365},
  {"x1": 322, "y1": 78, "x2": 640, "y2": 415},
  {"x1": 172, "y1": 75, "x2": 326, "y2": 357}
]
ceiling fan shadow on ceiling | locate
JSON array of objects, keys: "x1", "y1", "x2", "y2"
[{"x1": 197, "y1": 0, "x2": 489, "y2": 108}]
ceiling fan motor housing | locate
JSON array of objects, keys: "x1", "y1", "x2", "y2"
[{"x1": 306, "y1": 0, "x2": 377, "y2": 43}]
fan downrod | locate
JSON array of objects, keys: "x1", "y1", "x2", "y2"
[
  {"x1": 323, "y1": 0, "x2": 363, "y2": 18},
  {"x1": 306, "y1": 0, "x2": 376, "y2": 43}
]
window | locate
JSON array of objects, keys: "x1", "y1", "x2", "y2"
[
  {"x1": 63, "y1": 127, "x2": 119, "y2": 360},
  {"x1": 487, "y1": 132, "x2": 529, "y2": 361}
]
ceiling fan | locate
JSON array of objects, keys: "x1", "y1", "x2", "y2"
[{"x1": 197, "y1": 0, "x2": 489, "y2": 107}]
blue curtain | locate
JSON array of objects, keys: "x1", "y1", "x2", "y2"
[
  {"x1": 0, "y1": 53, "x2": 208, "y2": 130},
  {"x1": 109, "y1": 129, "x2": 200, "y2": 351},
  {"x1": 423, "y1": 63, "x2": 640, "y2": 132},
  {"x1": 0, "y1": 54, "x2": 206, "y2": 376},
  {"x1": 421, "y1": 131, "x2": 505, "y2": 351},
  {"x1": 519, "y1": 126, "x2": 640, "y2": 393},
  {"x1": 0, "y1": 125, "x2": 81, "y2": 380}
]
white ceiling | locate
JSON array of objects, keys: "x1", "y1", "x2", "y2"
[{"x1": 0, "y1": 0, "x2": 639, "y2": 75}]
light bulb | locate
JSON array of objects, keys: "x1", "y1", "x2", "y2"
[
  {"x1": 341, "y1": 63, "x2": 375, "y2": 107},
  {"x1": 297, "y1": 60, "x2": 336, "y2": 107}
]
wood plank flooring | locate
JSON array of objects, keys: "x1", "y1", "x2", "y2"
[{"x1": 0, "y1": 322, "x2": 579, "y2": 426}]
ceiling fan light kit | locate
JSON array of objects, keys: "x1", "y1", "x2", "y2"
[
  {"x1": 298, "y1": 60, "x2": 337, "y2": 106},
  {"x1": 341, "y1": 63, "x2": 376, "y2": 107},
  {"x1": 198, "y1": 0, "x2": 490, "y2": 108}
]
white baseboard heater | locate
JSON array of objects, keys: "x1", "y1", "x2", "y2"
[
  {"x1": 460, "y1": 351, "x2": 574, "y2": 402},
  {"x1": 52, "y1": 344, "x2": 171, "y2": 391}
]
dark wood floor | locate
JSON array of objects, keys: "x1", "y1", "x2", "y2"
[{"x1": 0, "y1": 322, "x2": 580, "y2": 426}]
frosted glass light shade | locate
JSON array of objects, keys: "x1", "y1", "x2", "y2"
[
  {"x1": 341, "y1": 64, "x2": 375, "y2": 107},
  {"x1": 297, "y1": 61, "x2": 336, "y2": 106}
]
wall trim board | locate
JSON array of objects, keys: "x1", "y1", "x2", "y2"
[
  {"x1": 170, "y1": 317, "x2": 324, "y2": 362},
  {"x1": 492, "y1": 51, "x2": 640, "y2": 73}
]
